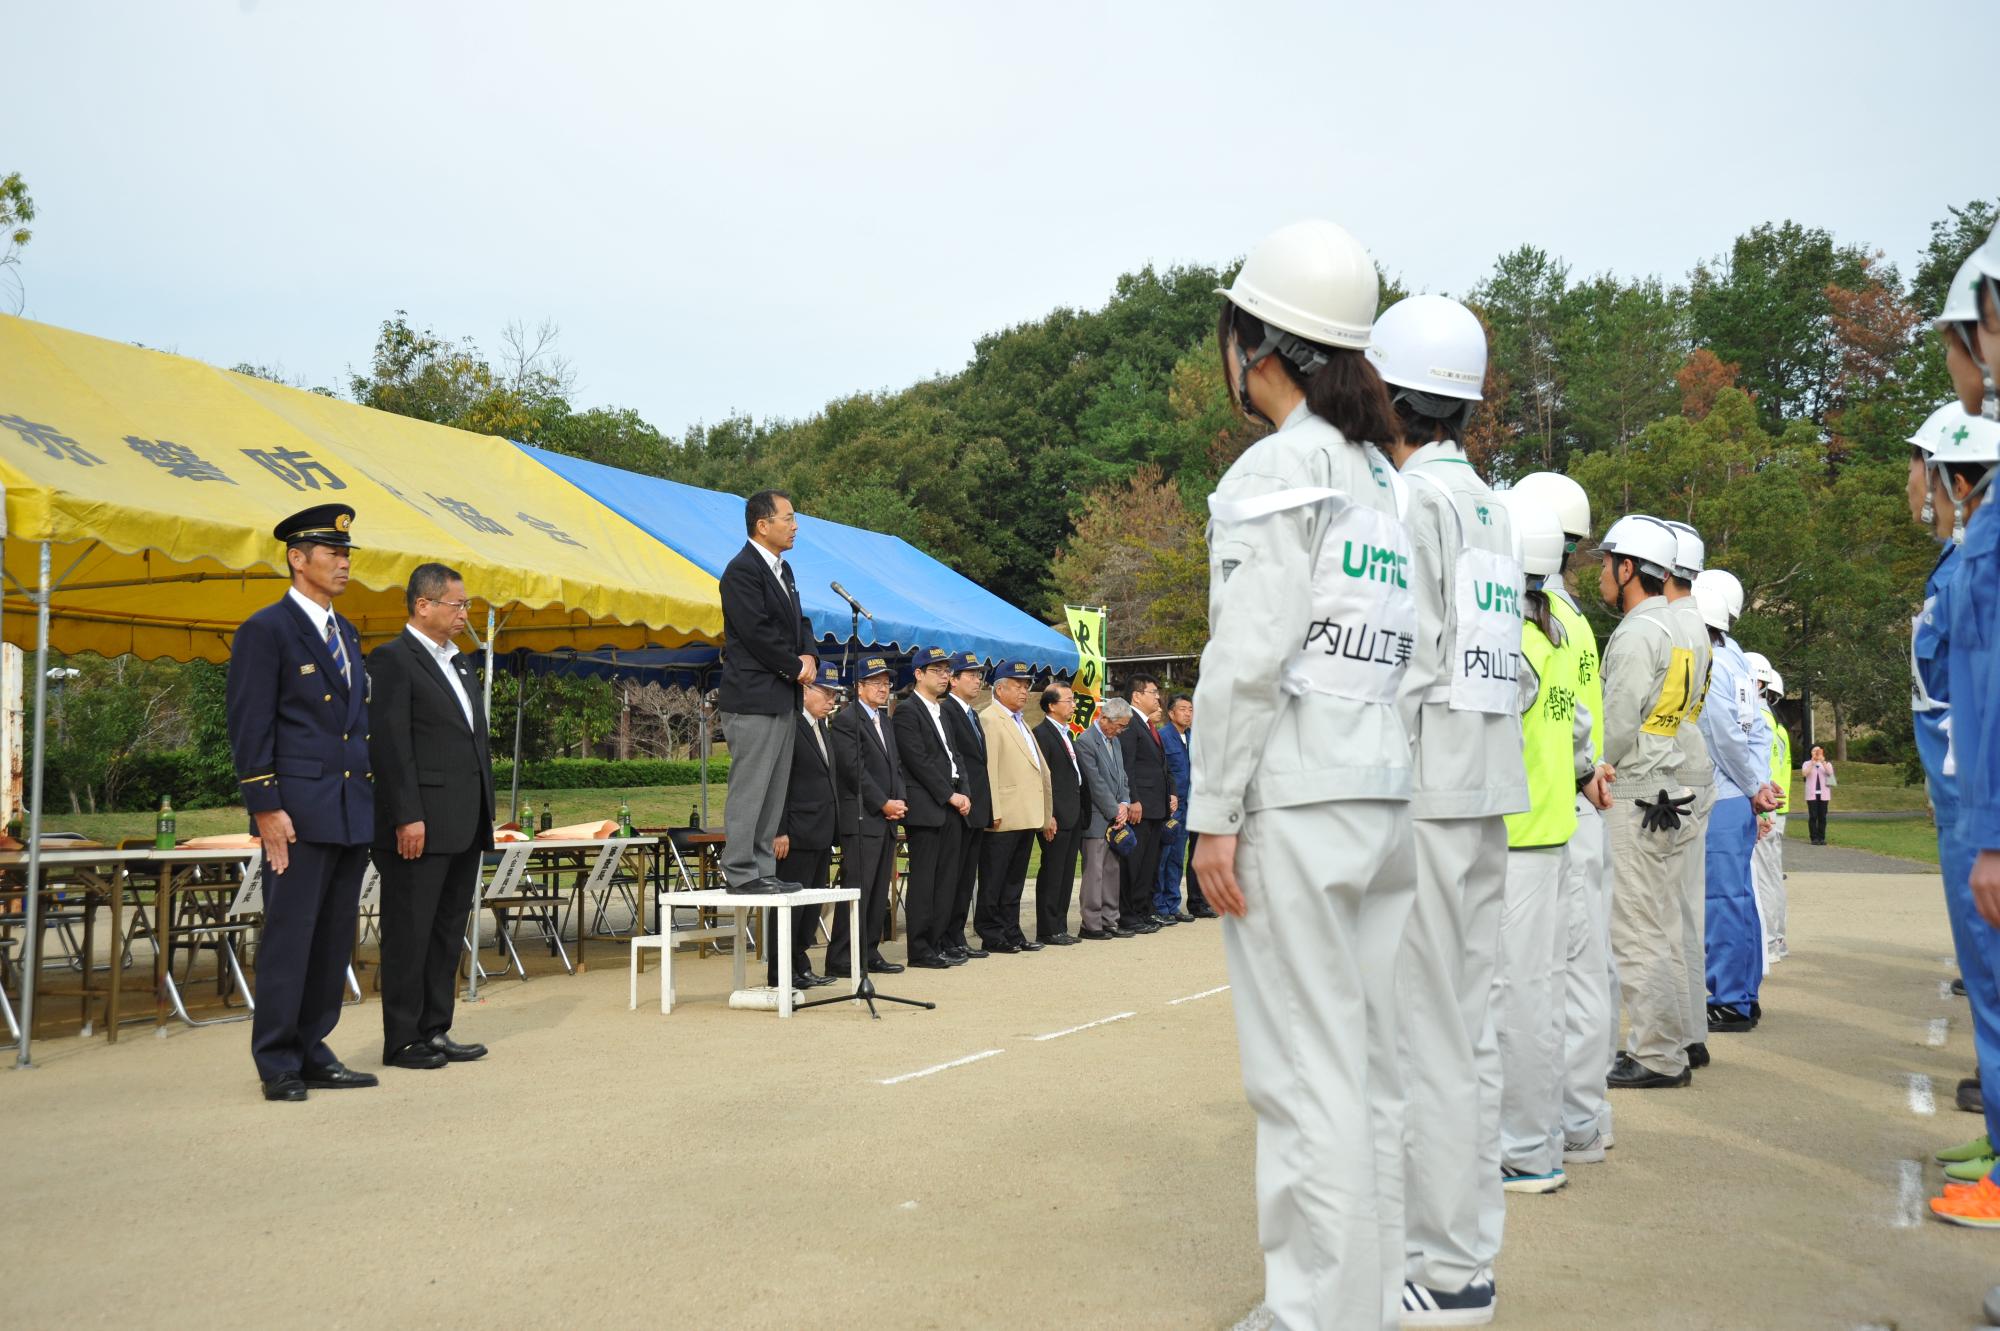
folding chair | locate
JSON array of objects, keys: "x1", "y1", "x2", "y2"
[
  {"x1": 584, "y1": 838, "x2": 646, "y2": 939},
  {"x1": 161, "y1": 854, "x2": 263, "y2": 1027},
  {"x1": 0, "y1": 937, "x2": 19, "y2": 1048},
  {"x1": 481, "y1": 845, "x2": 570, "y2": 979}
]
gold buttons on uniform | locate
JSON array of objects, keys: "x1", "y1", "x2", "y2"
[
  {"x1": 324, "y1": 693, "x2": 332, "y2": 702},
  {"x1": 343, "y1": 770, "x2": 350, "y2": 778}
]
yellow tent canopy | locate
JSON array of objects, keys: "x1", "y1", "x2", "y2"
[{"x1": 0, "y1": 313, "x2": 722, "y2": 660}]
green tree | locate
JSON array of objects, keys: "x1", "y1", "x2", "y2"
[
  {"x1": 1556, "y1": 275, "x2": 1687, "y2": 459},
  {"x1": 0, "y1": 171, "x2": 32, "y2": 313},
  {"x1": 1469, "y1": 245, "x2": 1571, "y2": 474}
]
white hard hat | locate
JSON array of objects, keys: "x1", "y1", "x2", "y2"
[
  {"x1": 1972, "y1": 222, "x2": 2000, "y2": 285},
  {"x1": 1692, "y1": 568, "x2": 1745, "y2": 631},
  {"x1": 1512, "y1": 471, "x2": 1591, "y2": 540},
  {"x1": 1659, "y1": 519, "x2": 1704, "y2": 579},
  {"x1": 1217, "y1": 220, "x2": 1379, "y2": 352},
  {"x1": 1938, "y1": 255, "x2": 1983, "y2": 327},
  {"x1": 1600, "y1": 515, "x2": 1679, "y2": 580},
  {"x1": 1743, "y1": 649, "x2": 1772, "y2": 680},
  {"x1": 1498, "y1": 490, "x2": 1565, "y2": 578},
  {"x1": 1367, "y1": 294, "x2": 1487, "y2": 402},
  {"x1": 1766, "y1": 668, "x2": 1785, "y2": 697},
  {"x1": 1910, "y1": 401, "x2": 1969, "y2": 454},
  {"x1": 1930, "y1": 411, "x2": 2000, "y2": 467}
]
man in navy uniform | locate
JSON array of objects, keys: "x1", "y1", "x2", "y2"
[
  {"x1": 826, "y1": 655, "x2": 907, "y2": 977},
  {"x1": 226, "y1": 504, "x2": 378, "y2": 1102},
  {"x1": 940, "y1": 651, "x2": 1000, "y2": 956},
  {"x1": 766, "y1": 663, "x2": 845, "y2": 989},
  {"x1": 893, "y1": 647, "x2": 972, "y2": 969}
]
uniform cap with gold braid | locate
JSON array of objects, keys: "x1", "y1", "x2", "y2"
[{"x1": 274, "y1": 503, "x2": 356, "y2": 548}]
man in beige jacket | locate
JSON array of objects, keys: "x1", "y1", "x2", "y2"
[{"x1": 976, "y1": 660, "x2": 1057, "y2": 953}]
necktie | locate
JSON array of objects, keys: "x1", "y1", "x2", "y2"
[
  {"x1": 1060, "y1": 727, "x2": 1078, "y2": 775},
  {"x1": 779, "y1": 559, "x2": 799, "y2": 611},
  {"x1": 1148, "y1": 720, "x2": 1163, "y2": 749},
  {"x1": 813, "y1": 718, "x2": 830, "y2": 765},
  {"x1": 325, "y1": 618, "x2": 350, "y2": 688},
  {"x1": 966, "y1": 704, "x2": 986, "y2": 756},
  {"x1": 871, "y1": 708, "x2": 885, "y2": 747}
]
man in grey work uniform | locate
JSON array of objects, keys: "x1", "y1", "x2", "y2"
[
  {"x1": 1657, "y1": 520, "x2": 1717, "y2": 1069},
  {"x1": 1596, "y1": 515, "x2": 1701, "y2": 1089}
]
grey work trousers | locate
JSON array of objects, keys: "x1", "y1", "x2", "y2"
[
  {"x1": 718, "y1": 710, "x2": 795, "y2": 888},
  {"x1": 1497, "y1": 847, "x2": 1566, "y2": 1177},
  {"x1": 1400, "y1": 814, "x2": 1509, "y2": 1293},
  {"x1": 1078, "y1": 835, "x2": 1121, "y2": 933},
  {"x1": 1606, "y1": 792, "x2": 1695, "y2": 1076},
  {"x1": 1224, "y1": 799, "x2": 1414, "y2": 1331},
  {"x1": 1560, "y1": 801, "x2": 1614, "y2": 1148},
  {"x1": 1677, "y1": 784, "x2": 1715, "y2": 1048}
]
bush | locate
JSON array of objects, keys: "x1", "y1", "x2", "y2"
[
  {"x1": 95, "y1": 749, "x2": 239, "y2": 812},
  {"x1": 491, "y1": 757, "x2": 731, "y2": 790}
]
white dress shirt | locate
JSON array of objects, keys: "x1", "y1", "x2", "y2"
[
  {"x1": 803, "y1": 707, "x2": 829, "y2": 765},
  {"x1": 1005, "y1": 706, "x2": 1041, "y2": 768},
  {"x1": 917, "y1": 694, "x2": 958, "y2": 778},
  {"x1": 406, "y1": 624, "x2": 474, "y2": 727},
  {"x1": 287, "y1": 586, "x2": 335, "y2": 640}
]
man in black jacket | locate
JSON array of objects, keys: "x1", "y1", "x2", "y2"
[
  {"x1": 767, "y1": 663, "x2": 845, "y2": 989},
  {"x1": 717, "y1": 490, "x2": 818, "y2": 894},
  {"x1": 892, "y1": 647, "x2": 971, "y2": 970},
  {"x1": 366, "y1": 563, "x2": 495, "y2": 1070},
  {"x1": 1116, "y1": 673, "x2": 1170, "y2": 934},
  {"x1": 826, "y1": 655, "x2": 907, "y2": 977},
  {"x1": 940, "y1": 651, "x2": 1001, "y2": 956},
  {"x1": 1032, "y1": 681, "x2": 1089, "y2": 945}
]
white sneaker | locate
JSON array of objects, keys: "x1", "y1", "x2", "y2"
[{"x1": 1563, "y1": 1130, "x2": 1608, "y2": 1164}]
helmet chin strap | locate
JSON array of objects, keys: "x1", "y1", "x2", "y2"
[
  {"x1": 1232, "y1": 329, "x2": 1282, "y2": 429},
  {"x1": 1951, "y1": 466, "x2": 1995, "y2": 545},
  {"x1": 1953, "y1": 325, "x2": 1999, "y2": 420}
]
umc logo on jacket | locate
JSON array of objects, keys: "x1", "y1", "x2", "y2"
[
  {"x1": 1341, "y1": 540, "x2": 1409, "y2": 588},
  {"x1": 1475, "y1": 580, "x2": 1521, "y2": 617}
]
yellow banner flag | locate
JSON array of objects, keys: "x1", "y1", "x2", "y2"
[{"x1": 1063, "y1": 604, "x2": 1108, "y2": 732}]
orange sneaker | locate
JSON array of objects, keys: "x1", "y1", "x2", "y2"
[{"x1": 1932, "y1": 1175, "x2": 2000, "y2": 1227}]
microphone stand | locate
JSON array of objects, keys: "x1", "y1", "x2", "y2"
[{"x1": 794, "y1": 595, "x2": 934, "y2": 1019}]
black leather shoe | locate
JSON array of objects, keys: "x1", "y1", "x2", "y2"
[
  {"x1": 304, "y1": 1060, "x2": 383, "y2": 1087},
  {"x1": 1016, "y1": 939, "x2": 1044, "y2": 952},
  {"x1": 1078, "y1": 928, "x2": 1114, "y2": 941},
  {"x1": 730, "y1": 878, "x2": 789, "y2": 895},
  {"x1": 386, "y1": 1044, "x2": 447, "y2": 1071},
  {"x1": 1173, "y1": 911, "x2": 1196, "y2": 923},
  {"x1": 1151, "y1": 914, "x2": 1179, "y2": 927},
  {"x1": 1040, "y1": 934, "x2": 1080, "y2": 947},
  {"x1": 986, "y1": 940, "x2": 1022, "y2": 954},
  {"x1": 864, "y1": 958, "x2": 905, "y2": 975},
  {"x1": 941, "y1": 951, "x2": 967, "y2": 966},
  {"x1": 1707, "y1": 1003, "x2": 1757, "y2": 1033},
  {"x1": 960, "y1": 945, "x2": 988, "y2": 959},
  {"x1": 1188, "y1": 906, "x2": 1219, "y2": 919},
  {"x1": 1132, "y1": 920, "x2": 1162, "y2": 934},
  {"x1": 429, "y1": 1034, "x2": 488, "y2": 1061},
  {"x1": 1110, "y1": 926, "x2": 1136, "y2": 938},
  {"x1": 1607, "y1": 1052, "x2": 1690, "y2": 1089},
  {"x1": 911, "y1": 956, "x2": 950, "y2": 970},
  {"x1": 1954, "y1": 977, "x2": 1969, "y2": 997},
  {"x1": 262, "y1": 1073, "x2": 307, "y2": 1102},
  {"x1": 1685, "y1": 1042, "x2": 1711, "y2": 1069},
  {"x1": 1960, "y1": 1078, "x2": 1985, "y2": 1115}
]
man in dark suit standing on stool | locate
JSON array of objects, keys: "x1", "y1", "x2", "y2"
[
  {"x1": 893, "y1": 647, "x2": 971, "y2": 970},
  {"x1": 1032, "y1": 681, "x2": 1088, "y2": 945},
  {"x1": 225, "y1": 504, "x2": 379, "y2": 1102},
  {"x1": 366, "y1": 562, "x2": 493, "y2": 1071},
  {"x1": 717, "y1": 490, "x2": 818, "y2": 895},
  {"x1": 1116, "y1": 673, "x2": 1170, "y2": 934},
  {"x1": 767, "y1": 663, "x2": 845, "y2": 989},
  {"x1": 827, "y1": 655, "x2": 906, "y2": 977},
  {"x1": 940, "y1": 651, "x2": 995, "y2": 959}
]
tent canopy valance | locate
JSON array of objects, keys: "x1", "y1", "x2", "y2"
[{"x1": 0, "y1": 314, "x2": 723, "y2": 661}]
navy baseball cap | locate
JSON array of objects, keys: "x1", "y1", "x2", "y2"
[
  {"x1": 812, "y1": 662, "x2": 844, "y2": 690},
  {"x1": 948, "y1": 651, "x2": 983, "y2": 675},
  {"x1": 912, "y1": 646, "x2": 952, "y2": 670},
  {"x1": 855, "y1": 656, "x2": 893, "y2": 681},
  {"x1": 989, "y1": 660, "x2": 1032, "y2": 683}
]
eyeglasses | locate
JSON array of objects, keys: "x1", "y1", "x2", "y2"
[{"x1": 426, "y1": 598, "x2": 475, "y2": 612}]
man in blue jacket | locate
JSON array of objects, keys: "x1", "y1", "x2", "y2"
[
  {"x1": 225, "y1": 504, "x2": 378, "y2": 1102},
  {"x1": 1154, "y1": 693, "x2": 1199, "y2": 922}
]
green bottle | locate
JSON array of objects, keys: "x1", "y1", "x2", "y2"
[
  {"x1": 540, "y1": 802, "x2": 554, "y2": 833},
  {"x1": 519, "y1": 798, "x2": 534, "y2": 830},
  {"x1": 618, "y1": 798, "x2": 633, "y2": 837},
  {"x1": 155, "y1": 795, "x2": 176, "y2": 850}
]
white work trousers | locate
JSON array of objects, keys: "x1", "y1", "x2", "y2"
[
  {"x1": 1606, "y1": 794, "x2": 1694, "y2": 1076},
  {"x1": 1676, "y1": 785, "x2": 1715, "y2": 1046},
  {"x1": 1400, "y1": 815, "x2": 1508, "y2": 1292},
  {"x1": 1498, "y1": 848, "x2": 1565, "y2": 1177},
  {"x1": 1752, "y1": 813, "x2": 1787, "y2": 965},
  {"x1": 1560, "y1": 801, "x2": 1614, "y2": 1148},
  {"x1": 1223, "y1": 799, "x2": 1416, "y2": 1331}
]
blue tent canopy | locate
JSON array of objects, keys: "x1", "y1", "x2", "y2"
[{"x1": 518, "y1": 443, "x2": 1079, "y2": 673}]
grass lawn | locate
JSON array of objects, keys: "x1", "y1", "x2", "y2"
[
  {"x1": 1784, "y1": 760, "x2": 1930, "y2": 814},
  {"x1": 1784, "y1": 814, "x2": 1940, "y2": 866}
]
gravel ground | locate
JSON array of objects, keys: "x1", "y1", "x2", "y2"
[{"x1": 1, "y1": 861, "x2": 1990, "y2": 1329}]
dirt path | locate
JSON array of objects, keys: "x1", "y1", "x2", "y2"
[{"x1": 1, "y1": 865, "x2": 1988, "y2": 1329}]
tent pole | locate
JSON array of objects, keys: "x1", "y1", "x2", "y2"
[
  {"x1": 699, "y1": 703, "x2": 710, "y2": 829},
  {"x1": 466, "y1": 606, "x2": 499, "y2": 1004},
  {"x1": 15, "y1": 541, "x2": 51, "y2": 1069},
  {"x1": 509, "y1": 671, "x2": 525, "y2": 820}
]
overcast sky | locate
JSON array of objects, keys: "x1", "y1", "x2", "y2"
[{"x1": 8, "y1": 1, "x2": 1970, "y2": 438}]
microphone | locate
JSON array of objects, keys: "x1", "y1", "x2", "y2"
[{"x1": 830, "y1": 581, "x2": 874, "y2": 620}]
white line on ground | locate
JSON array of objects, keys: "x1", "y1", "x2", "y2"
[
  {"x1": 1033, "y1": 1012, "x2": 1136, "y2": 1042},
  {"x1": 1892, "y1": 1159, "x2": 1925, "y2": 1229},
  {"x1": 1928, "y1": 1017, "x2": 1950, "y2": 1047},
  {"x1": 878, "y1": 1049, "x2": 1003, "y2": 1086},
  {"x1": 1168, "y1": 984, "x2": 1231, "y2": 1006},
  {"x1": 1908, "y1": 1073, "x2": 1937, "y2": 1116}
]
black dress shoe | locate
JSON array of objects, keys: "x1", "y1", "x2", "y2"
[
  {"x1": 1954, "y1": 977, "x2": 1969, "y2": 997},
  {"x1": 1040, "y1": 934, "x2": 1080, "y2": 947},
  {"x1": 986, "y1": 940, "x2": 1022, "y2": 954},
  {"x1": 911, "y1": 956, "x2": 950, "y2": 970},
  {"x1": 1173, "y1": 911, "x2": 1195, "y2": 923},
  {"x1": 1016, "y1": 939, "x2": 1044, "y2": 952},
  {"x1": 730, "y1": 878, "x2": 788, "y2": 895},
  {"x1": 864, "y1": 958, "x2": 905, "y2": 974},
  {"x1": 386, "y1": 1044, "x2": 447, "y2": 1071},
  {"x1": 304, "y1": 1060, "x2": 383, "y2": 1087},
  {"x1": 960, "y1": 945, "x2": 989, "y2": 959},
  {"x1": 1685, "y1": 1042, "x2": 1711, "y2": 1069},
  {"x1": 1706, "y1": 1003, "x2": 1757, "y2": 1033},
  {"x1": 1607, "y1": 1052, "x2": 1690, "y2": 1089},
  {"x1": 941, "y1": 951, "x2": 967, "y2": 966},
  {"x1": 1132, "y1": 920, "x2": 1162, "y2": 934},
  {"x1": 429, "y1": 1034, "x2": 488, "y2": 1061},
  {"x1": 1151, "y1": 914, "x2": 1179, "y2": 927},
  {"x1": 1110, "y1": 926, "x2": 1136, "y2": 938},
  {"x1": 1078, "y1": 928, "x2": 1114, "y2": 941},
  {"x1": 262, "y1": 1073, "x2": 307, "y2": 1102},
  {"x1": 1960, "y1": 1078, "x2": 1985, "y2": 1114}
]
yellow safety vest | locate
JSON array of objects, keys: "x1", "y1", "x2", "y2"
[
  {"x1": 1762, "y1": 705, "x2": 1790, "y2": 813},
  {"x1": 1547, "y1": 589, "x2": 1602, "y2": 761},
  {"x1": 1507, "y1": 615, "x2": 1581, "y2": 849}
]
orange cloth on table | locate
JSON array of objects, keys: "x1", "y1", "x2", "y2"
[
  {"x1": 537, "y1": 820, "x2": 617, "y2": 840},
  {"x1": 177, "y1": 833, "x2": 260, "y2": 849}
]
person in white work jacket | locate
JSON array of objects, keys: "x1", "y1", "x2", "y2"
[
  {"x1": 1743, "y1": 651, "x2": 1790, "y2": 966},
  {"x1": 1368, "y1": 294, "x2": 1527, "y2": 1325},
  {"x1": 1509, "y1": 471, "x2": 1618, "y2": 1160},
  {"x1": 1690, "y1": 569, "x2": 1781, "y2": 1032},
  {"x1": 1656, "y1": 520, "x2": 1718, "y2": 1070},
  {"x1": 1188, "y1": 220, "x2": 1421, "y2": 1331},
  {"x1": 1597, "y1": 515, "x2": 1701, "y2": 1089}
]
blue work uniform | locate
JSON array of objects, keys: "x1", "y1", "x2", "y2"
[
  {"x1": 1699, "y1": 634, "x2": 1771, "y2": 1011},
  {"x1": 1154, "y1": 721, "x2": 1192, "y2": 916}
]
